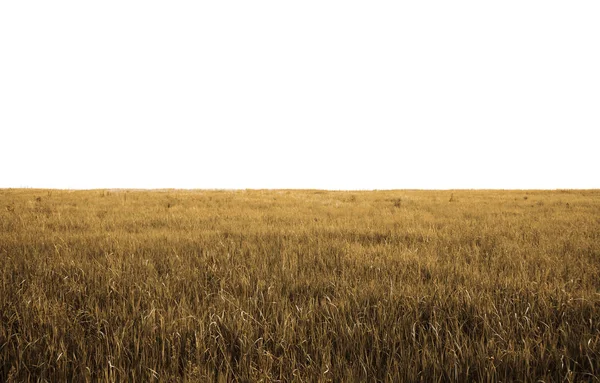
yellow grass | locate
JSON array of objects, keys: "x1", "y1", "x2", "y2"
[{"x1": 1, "y1": 189, "x2": 599, "y2": 381}]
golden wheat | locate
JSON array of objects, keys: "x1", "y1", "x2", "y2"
[{"x1": 1, "y1": 189, "x2": 599, "y2": 381}]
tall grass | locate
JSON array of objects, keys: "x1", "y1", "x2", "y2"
[{"x1": 1, "y1": 189, "x2": 599, "y2": 381}]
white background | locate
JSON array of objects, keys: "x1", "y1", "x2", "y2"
[{"x1": 1, "y1": 1, "x2": 598, "y2": 189}]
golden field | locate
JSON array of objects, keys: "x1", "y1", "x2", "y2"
[{"x1": 1, "y1": 189, "x2": 599, "y2": 382}]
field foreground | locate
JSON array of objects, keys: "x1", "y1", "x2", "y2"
[{"x1": 1, "y1": 189, "x2": 599, "y2": 382}]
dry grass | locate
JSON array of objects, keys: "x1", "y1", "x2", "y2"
[{"x1": 1, "y1": 189, "x2": 599, "y2": 382}]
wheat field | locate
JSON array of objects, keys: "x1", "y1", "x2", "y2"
[{"x1": 1, "y1": 189, "x2": 599, "y2": 382}]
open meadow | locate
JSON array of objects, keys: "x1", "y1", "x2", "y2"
[{"x1": 1, "y1": 189, "x2": 599, "y2": 382}]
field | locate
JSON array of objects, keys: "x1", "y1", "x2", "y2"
[{"x1": 1, "y1": 189, "x2": 599, "y2": 382}]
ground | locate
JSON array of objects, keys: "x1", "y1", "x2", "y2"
[{"x1": 1, "y1": 189, "x2": 599, "y2": 381}]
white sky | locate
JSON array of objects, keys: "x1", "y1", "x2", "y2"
[{"x1": 1, "y1": 1, "x2": 598, "y2": 190}]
